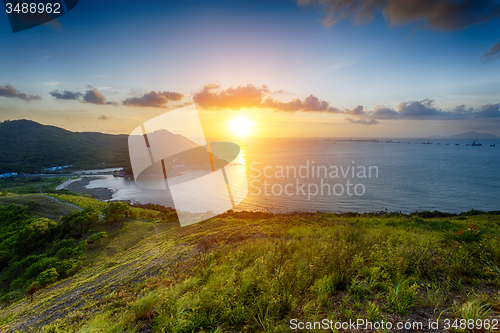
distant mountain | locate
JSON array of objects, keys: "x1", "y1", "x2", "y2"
[
  {"x1": 430, "y1": 131, "x2": 499, "y2": 139},
  {"x1": 0, "y1": 120, "x2": 224, "y2": 175},
  {"x1": 0, "y1": 119, "x2": 130, "y2": 173}
]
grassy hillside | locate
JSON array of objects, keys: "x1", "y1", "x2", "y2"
[
  {"x1": 0, "y1": 120, "x2": 130, "y2": 173},
  {"x1": 0, "y1": 195, "x2": 499, "y2": 332}
]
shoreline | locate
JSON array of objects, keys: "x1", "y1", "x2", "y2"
[
  {"x1": 55, "y1": 177, "x2": 82, "y2": 190},
  {"x1": 66, "y1": 176, "x2": 114, "y2": 201}
]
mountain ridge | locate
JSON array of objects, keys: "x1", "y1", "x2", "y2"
[
  {"x1": 0, "y1": 119, "x2": 130, "y2": 173},
  {"x1": 430, "y1": 131, "x2": 499, "y2": 139}
]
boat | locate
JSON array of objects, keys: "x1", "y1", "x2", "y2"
[
  {"x1": 445, "y1": 143, "x2": 450, "y2": 145},
  {"x1": 471, "y1": 140, "x2": 482, "y2": 147},
  {"x1": 491, "y1": 144, "x2": 496, "y2": 147},
  {"x1": 421, "y1": 141, "x2": 432, "y2": 144},
  {"x1": 455, "y1": 143, "x2": 460, "y2": 145}
]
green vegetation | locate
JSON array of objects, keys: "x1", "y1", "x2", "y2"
[
  {"x1": 0, "y1": 119, "x2": 130, "y2": 173},
  {"x1": 50, "y1": 194, "x2": 177, "y2": 222},
  {"x1": 102, "y1": 202, "x2": 132, "y2": 221},
  {"x1": 0, "y1": 192, "x2": 177, "y2": 307},
  {"x1": 0, "y1": 201, "x2": 498, "y2": 332},
  {"x1": 0, "y1": 203, "x2": 98, "y2": 302},
  {"x1": 88, "y1": 232, "x2": 107, "y2": 244},
  {"x1": 0, "y1": 176, "x2": 71, "y2": 195}
]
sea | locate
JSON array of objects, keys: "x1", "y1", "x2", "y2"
[{"x1": 83, "y1": 138, "x2": 500, "y2": 214}]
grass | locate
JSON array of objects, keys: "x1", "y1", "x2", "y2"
[
  {"x1": 0, "y1": 197, "x2": 499, "y2": 332},
  {"x1": 0, "y1": 176, "x2": 68, "y2": 194}
]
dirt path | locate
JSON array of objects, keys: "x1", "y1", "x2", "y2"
[{"x1": 41, "y1": 195, "x2": 105, "y2": 220}]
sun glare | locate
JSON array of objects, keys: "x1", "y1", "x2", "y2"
[{"x1": 229, "y1": 115, "x2": 254, "y2": 137}]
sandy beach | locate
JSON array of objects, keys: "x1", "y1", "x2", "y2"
[{"x1": 65, "y1": 176, "x2": 114, "y2": 201}]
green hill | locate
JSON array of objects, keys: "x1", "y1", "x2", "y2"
[
  {"x1": 0, "y1": 120, "x2": 130, "y2": 173},
  {"x1": 0, "y1": 194, "x2": 499, "y2": 332}
]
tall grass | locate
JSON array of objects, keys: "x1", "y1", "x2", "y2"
[{"x1": 3, "y1": 211, "x2": 500, "y2": 332}]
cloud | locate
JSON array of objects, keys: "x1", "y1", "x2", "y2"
[
  {"x1": 344, "y1": 105, "x2": 365, "y2": 115},
  {"x1": 372, "y1": 106, "x2": 400, "y2": 119},
  {"x1": 264, "y1": 95, "x2": 341, "y2": 113},
  {"x1": 397, "y1": 99, "x2": 442, "y2": 117},
  {"x1": 0, "y1": 84, "x2": 41, "y2": 102},
  {"x1": 194, "y1": 84, "x2": 267, "y2": 109},
  {"x1": 481, "y1": 40, "x2": 500, "y2": 62},
  {"x1": 193, "y1": 84, "x2": 340, "y2": 112},
  {"x1": 348, "y1": 99, "x2": 500, "y2": 122},
  {"x1": 50, "y1": 90, "x2": 82, "y2": 100},
  {"x1": 297, "y1": 0, "x2": 500, "y2": 31},
  {"x1": 82, "y1": 89, "x2": 116, "y2": 105},
  {"x1": 346, "y1": 118, "x2": 379, "y2": 125},
  {"x1": 122, "y1": 90, "x2": 185, "y2": 108},
  {"x1": 98, "y1": 115, "x2": 110, "y2": 120},
  {"x1": 474, "y1": 103, "x2": 500, "y2": 118},
  {"x1": 49, "y1": 87, "x2": 116, "y2": 105}
]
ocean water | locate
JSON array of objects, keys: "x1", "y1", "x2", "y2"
[{"x1": 85, "y1": 138, "x2": 500, "y2": 214}]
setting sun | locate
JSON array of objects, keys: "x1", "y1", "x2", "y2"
[{"x1": 229, "y1": 115, "x2": 254, "y2": 137}]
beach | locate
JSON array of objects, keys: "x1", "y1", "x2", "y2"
[{"x1": 65, "y1": 176, "x2": 114, "y2": 201}]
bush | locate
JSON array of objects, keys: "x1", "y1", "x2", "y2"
[
  {"x1": 102, "y1": 202, "x2": 132, "y2": 221},
  {"x1": 37, "y1": 268, "x2": 59, "y2": 286},
  {"x1": 88, "y1": 232, "x2": 107, "y2": 244},
  {"x1": 58, "y1": 209, "x2": 99, "y2": 238}
]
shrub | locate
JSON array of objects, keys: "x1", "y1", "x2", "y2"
[
  {"x1": 58, "y1": 209, "x2": 99, "y2": 238},
  {"x1": 37, "y1": 267, "x2": 59, "y2": 286},
  {"x1": 88, "y1": 232, "x2": 107, "y2": 244},
  {"x1": 443, "y1": 224, "x2": 486, "y2": 245},
  {"x1": 103, "y1": 202, "x2": 132, "y2": 221}
]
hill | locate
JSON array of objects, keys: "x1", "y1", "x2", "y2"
[
  {"x1": 0, "y1": 120, "x2": 130, "y2": 173},
  {"x1": 430, "y1": 131, "x2": 499, "y2": 139},
  {"x1": 0, "y1": 120, "x2": 226, "y2": 175},
  {"x1": 0, "y1": 194, "x2": 499, "y2": 332}
]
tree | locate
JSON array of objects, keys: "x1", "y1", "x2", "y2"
[
  {"x1": 58, "y1": 209, "x2": 99, "y2": 238},
  {"x1": 102, "y1": 202, "x2": 132, "y2": 221}
]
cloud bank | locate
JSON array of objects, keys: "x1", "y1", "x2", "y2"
[
  {"x1": 43, "y1": 83, "x2": 500, "y2": 126},
  {"x1": 0, "y1": 84, "x2": 41, "y2": 102},
  {"x1": 193, "y1": 84, "x2": 340, "y2": 113},
  {"x1": 297, "y1": 0, "x2": 500, "y2": 31},
  {"x1": 194, "y1": 84, "x2": 500, "y2": 125},
  {"x1": 351, "y1": 99, "x2": 500, "y2": 122}
]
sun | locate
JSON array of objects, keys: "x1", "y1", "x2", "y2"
[{"x1": 229, "y1": 115, "x2": 254, "y2": 137}]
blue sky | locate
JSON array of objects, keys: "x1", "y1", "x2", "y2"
[{"x1": 1, "y1": 0, "x2": 500, "y2": 137}]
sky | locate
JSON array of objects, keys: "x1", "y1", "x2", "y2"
[{"x1": 1, "y1": 0, "x2": 500, "y2": 138}]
